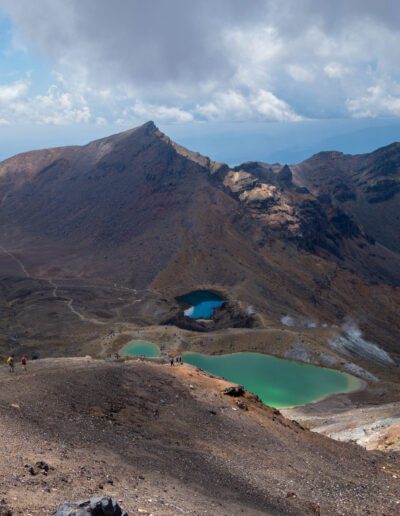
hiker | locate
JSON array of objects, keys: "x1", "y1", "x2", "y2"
[
  {"x1": 170, "y1": 357, "x2": 174, "y2": 366},
  {"x1": 21, "y1": 354, "x2": 27, "y2": 371},
  {"x1": 7, "y1": 355, "x2": 15, "y2": 373}
]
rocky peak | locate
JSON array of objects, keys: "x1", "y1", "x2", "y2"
[
  {"x1": 307, "y1": 150, "x2": 346, "y2": 162},
  {"x1": 277, "y1": 164, "x2": 293, "y2": 188},
  {"x1": 140, "y1": 120, "x2": 157, "y2": 132},
  {"x1": 154, "y1": 127, "x2": 227, "y2": 174}
]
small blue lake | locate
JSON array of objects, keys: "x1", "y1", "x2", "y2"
[{"x1": 177, "y1": 290, "x2": 224, "y2": 319}]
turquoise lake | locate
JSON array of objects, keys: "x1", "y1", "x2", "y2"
[
  {"x1": 177, "y1": 290, "x2": 224, "y2": 319},
  {"x1": 121, "y1": 341, "x2": 160, "y2": 358},
  {"x1": 183, "y1": 351, "x2": 362, "y2": 408}
]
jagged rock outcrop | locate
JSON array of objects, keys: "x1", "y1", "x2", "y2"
[
  {"x1": 294, "y1": 142, "x2": 400, "y2": 252},
  {"x1": 223, "y1": 385, "x2": 245, "y2": 397},
  {"x1": 53, "y1": 496, "x2": 127, "y2": 516},
  {"x1": 277, "y1": 164, "x2": 293, "y2": 188},
  {"x1": 223, "y1": 162, "x2": 362, "y2": 255},
  {"x1": 330, "y1": 209, "x2": 360, "y2": 238},
  {"x1": 365, "y1": 179, "x2": 400, "y2": 203}
]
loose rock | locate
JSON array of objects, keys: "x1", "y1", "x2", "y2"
[
  {"x1": 236, "y1": 401, "x2": 248, "y2": 411},
  {"x1": 223, "y1": 385, "x2": 245, "y2": 397},
  {"x1": 53, "y1": 496, "x2": 128, "y2": 516}
]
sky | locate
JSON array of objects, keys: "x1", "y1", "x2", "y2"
[{"x1": 0, "y1": 0, "x2": 400, "y2": 164}]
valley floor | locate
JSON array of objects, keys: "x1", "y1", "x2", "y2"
[{"x1": 0, "y1": 357, "x2": 399, "y2": 515}]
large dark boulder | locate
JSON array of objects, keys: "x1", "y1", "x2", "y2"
[
  {"x1": 223, "y1": 385, "x2": 245, "y2": 397},
  {"x1": 53, "y1": 496, "x2": 128, "y2": 516}
]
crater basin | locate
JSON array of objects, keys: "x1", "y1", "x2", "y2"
[{"x1": 177, "y1": 290, "x2": 224, "y2": 319}]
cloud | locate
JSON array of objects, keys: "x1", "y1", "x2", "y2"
[
  {"x1": 120, "y1": 102, "x2": 194, "y2": 124},
  {"x1": 347, "y1": 84, "x2": 400, "y2": 118},
  {"x1": 287, "y1": 65, "x2": 315, "y2": 83},
  {"x1": 324, "y1": 62, "x2": 349, "y2": 79},
  {"x1": 0, "y1": 78, "x2": 30, "y2": 103},
  {"x1": 196, "y1": 89, "x2": 302, "y2": 122},
  {"x1": 254, "y1": 89, "x2": 303, "y2": 121},
  {"x1": 0, "y1": 77, "x2": 93, "y2": 125},
  {"x1": 1, "y1": 0, "x2": 400, "y2": 124},
  {"x1": 34, "y1": 87, "x2": 91, "y2": 125}
]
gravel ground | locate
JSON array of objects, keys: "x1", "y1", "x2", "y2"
[{"x1": 0, "y1": 357, "x2": 399, "y2": 515}]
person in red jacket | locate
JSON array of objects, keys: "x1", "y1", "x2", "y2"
[{"x1": 21, "y1": 354, "x2": 27, "y2": 371}]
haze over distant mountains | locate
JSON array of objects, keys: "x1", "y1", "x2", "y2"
[
  {"x1": 2, "y1": 118, "x2": 400, "y2": 166},
  {"x1": 166, "y1": 119, "x2": 400, "y2": 165}
]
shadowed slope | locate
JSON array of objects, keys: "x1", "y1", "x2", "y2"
[{"x1": 0, "y1": 357, "x2": 399, "y2": 515}]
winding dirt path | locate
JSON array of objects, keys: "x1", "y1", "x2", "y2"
[
  {"x1": 47, "y1": 278, "x2": 108, "y2": 326},
  {"x1": 0, "y1": 243, "x2": 141, "y2": 327},
  {"x1": 0, "y1": 244, "x2": 29, "y2": 278}
]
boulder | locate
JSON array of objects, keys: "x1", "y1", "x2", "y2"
[
  {"x1": 223, "y1": 385, "x2": 245, "y2": 397},
  {"x1": 236, "y1": 401, "x2": 248, "y2": 410},
  {"x1": 53, "y1": 496, "x2": 128, "y2": 516}
]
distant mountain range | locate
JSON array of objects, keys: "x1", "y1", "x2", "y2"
[{"x1": 0, "y1": 121, "x2": 399, "y2": 362}]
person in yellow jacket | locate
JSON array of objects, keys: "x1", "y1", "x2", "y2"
[{"x1": 7, "y1": 355, "x2": 15, "y2": 372}]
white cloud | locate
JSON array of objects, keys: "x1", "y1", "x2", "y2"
[
  {"x1": 252, "y1": 89, "x2": 303, "y2": 121},
  {"x1": 347, "y1": 85, "x2": 400, "y2": 118},
  {"x1": 120, "y1": 102, "x2": 194, "y2": 124},
  {"x1": 197, "y1": 90, "x2": 251, "y2": 121},
  {"x1": 287, "y1": 65, "x2": 315, "y2": 82},
  {"x1": 2, "y1": 1, "x2": 400, "y2": 123},
  {"x1": 95, "y1": 116, "x2": 107, "y2": 126},
  {"x1": 131, "y1": 102, "x2": 194, "y2": 123},
  {"x1": 0, "y1": 79, "x2": 30, "y2": 103},
  {"x1": 324, "y1": 62, "x2": 348, "y2": 79},
  {"x1": 0, "y1": 80, "x2": 93, "y2": 125},
  {"x1": 197, "y1": 89, "x2": 302, "y2": 122}
]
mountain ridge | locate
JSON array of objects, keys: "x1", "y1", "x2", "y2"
[{"x1": 0, "y1": 121, "x2": 399, "y2": 376}]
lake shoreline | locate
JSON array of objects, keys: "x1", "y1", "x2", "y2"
[{"x1": 183, "y1": 350, "x2": 364, "y2": 409}]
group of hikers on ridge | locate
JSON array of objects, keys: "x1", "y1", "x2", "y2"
[
  {"x1": 6, "y1": 354, "x2": 27, "y2": 373},
  {"x1": 170, "y1": 355, "x2": 183, "y2": 366}
]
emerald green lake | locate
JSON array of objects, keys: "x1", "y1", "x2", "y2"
[
  {"x1": 121, "y1": 341, "x2": 160, "y2": 358},
  {"x1": 183, "y1": 352, "x2": 362, "y2": 408}
]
